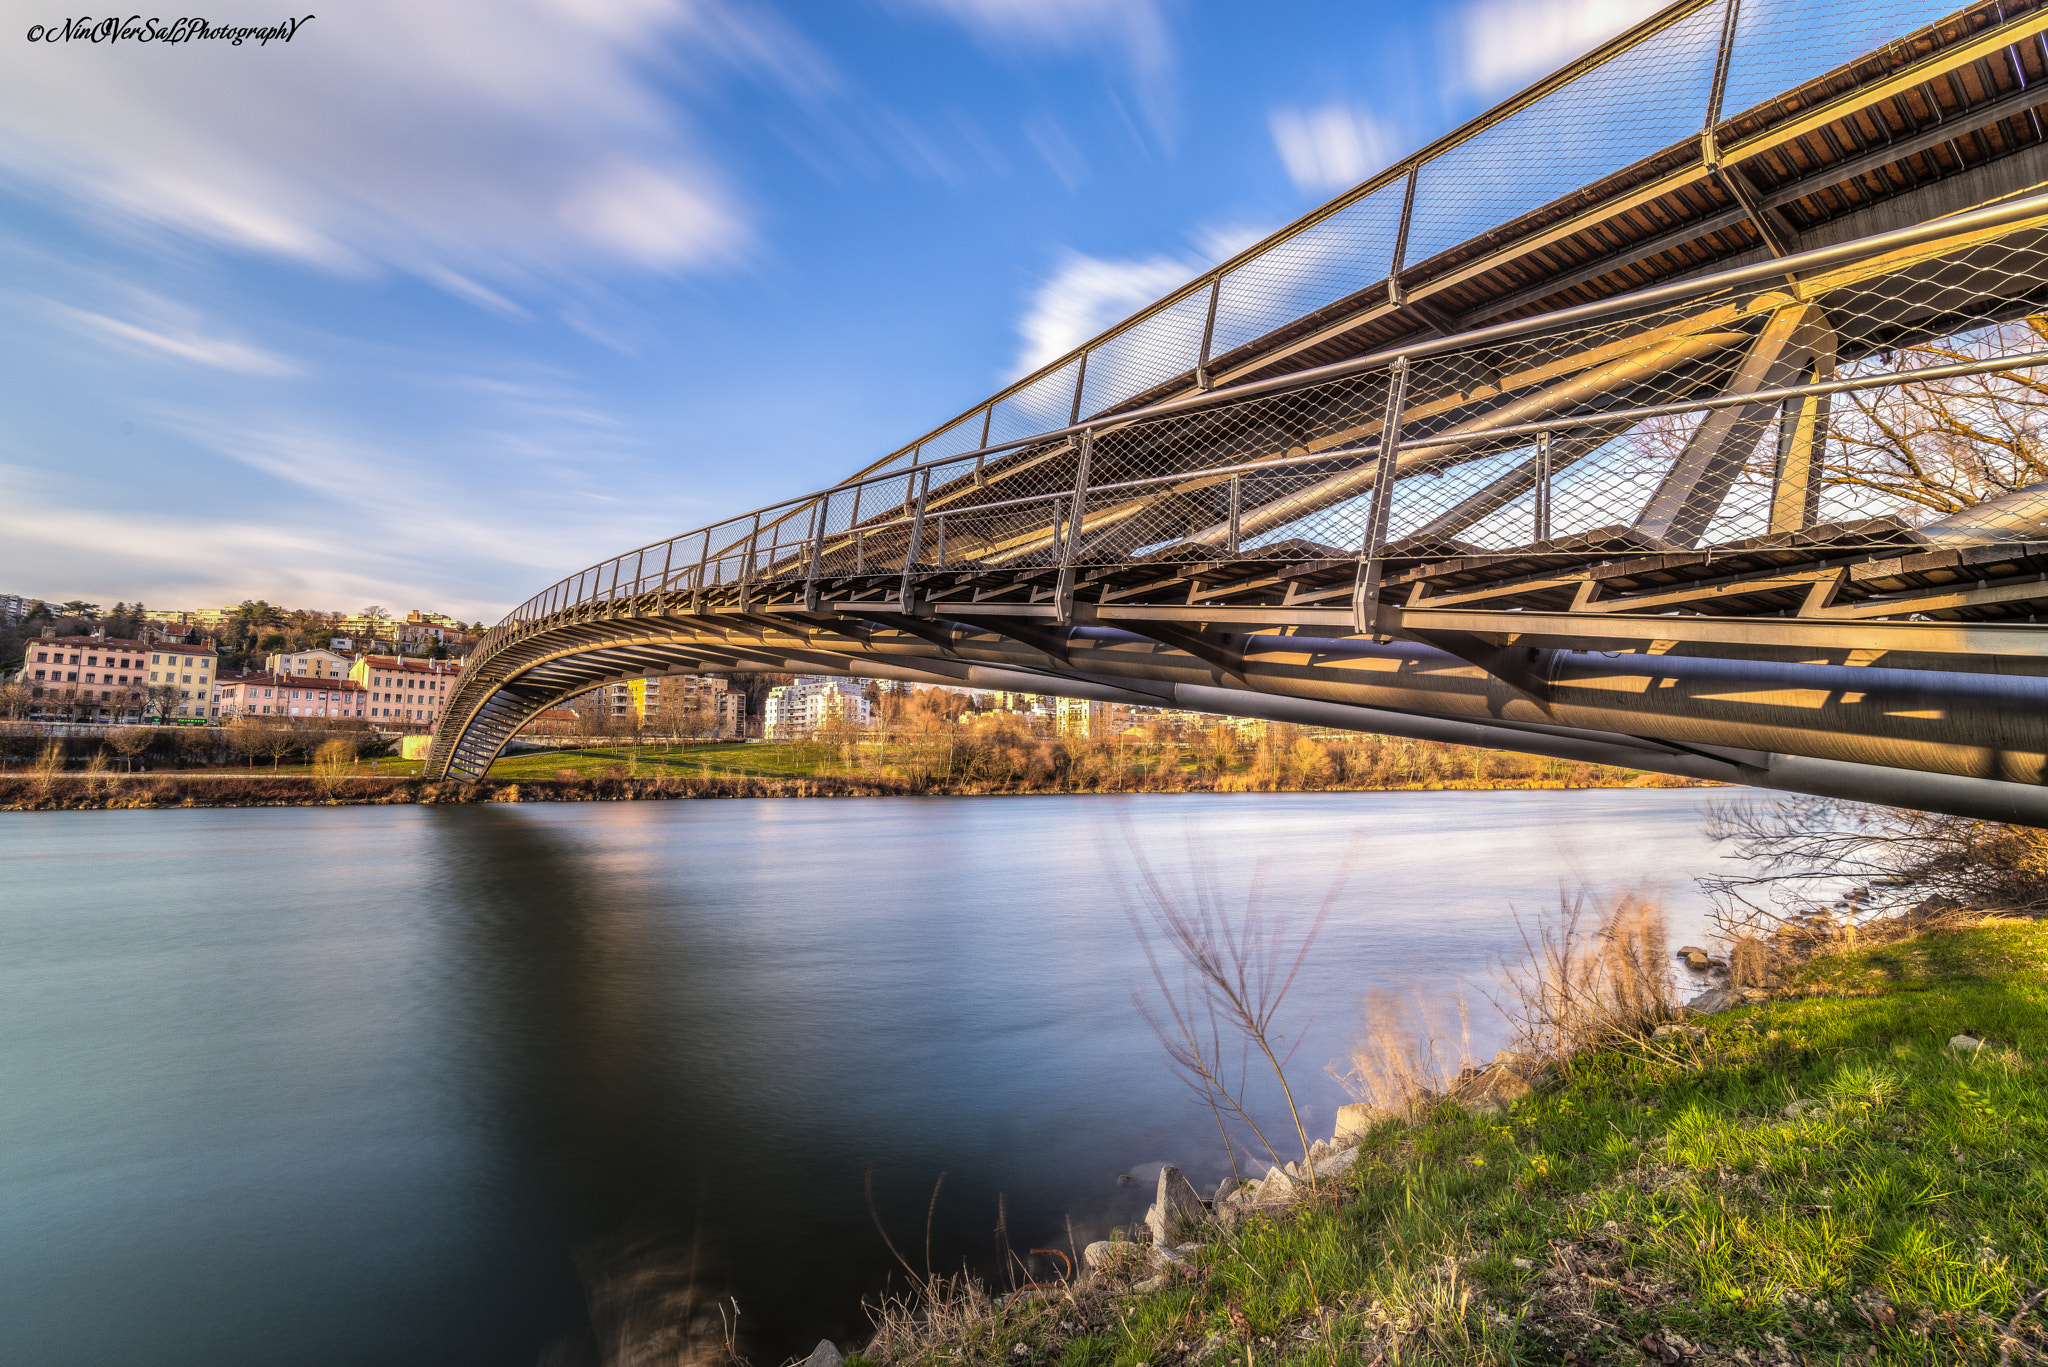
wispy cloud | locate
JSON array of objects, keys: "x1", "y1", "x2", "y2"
[
  {"x1": 1269, "y1": 103, "x2": 1399, "y2": 193},
  {"x1": 1010, "y1": 223, "x2": 1272, "y2": 379},
  {"x1": 895, "y1": 0, "x2": 1177, "y2": 140},
  {"x1": 49, "y1": 301, "x2": 301, "y2": 376},
  {"x1": 0, "y1": 0, "x2": 831, "y2": 301},
  {"x1": 1449, "y1": 0, "x2": 1665, "y2": 94}
]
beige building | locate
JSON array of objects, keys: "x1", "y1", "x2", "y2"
[
  {"x1": 350, "y1": 655, "x2": 460, "y2": 730},
  {"x1": 16, "y1": 634, "x2": 223, "y2": 720},
  {"x1": 265, "y1": 647, "x2": 354, "y2": 679}
]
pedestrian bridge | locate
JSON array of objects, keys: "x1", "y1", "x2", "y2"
[{"x1": 430, "y1": 0, "x2": 2048, "y2": 824}]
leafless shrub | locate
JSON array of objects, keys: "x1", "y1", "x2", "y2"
[
  {"x1": 1495, "y1": 889, "x2": 1678, "y2": 1061},
  {"x1": 82, "y1": 748, "x2": 111, "y2": 799},
  {"x1": 1701, "y1": 795, "x2": 2048, "y2": 943},
  {"x1": 312, "y1": 738, "x2": 356, "y2": 797},
  {"x1": 1119, "y1": 823, "x2": 1353, "y2": 1177},
  {"x1": 31, "y1": 740, "x2": 63, "y2": 800},
  {"x1": 1337, "y1": 985, "x2": 1475, "y2": 1119}
]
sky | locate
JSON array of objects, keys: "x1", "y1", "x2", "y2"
[{"x1": 0, "y1": 0, "x2": 1673, "y2": 623}]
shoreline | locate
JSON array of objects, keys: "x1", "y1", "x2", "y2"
[{"x1": 0, "y1": 771, "x2": 1718, "y2": 811}]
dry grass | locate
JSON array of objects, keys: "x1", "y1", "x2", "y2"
[
  {"x1": 1496, "y1": 889, "x2": 1681, "y2": 1061},
  {"x1": 1338, "y1": 985, "x2": 1476, "y2": 1119}
]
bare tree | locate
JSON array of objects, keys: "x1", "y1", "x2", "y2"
[
  {"x1": 1701, "y1": 795, "x2": 2048, "y2": 937},
  {"x1": 1121, "y1": 824, "x2": 1353, "y2": 1178},
  {"x1": 1826, "y1": 320, "x2": 2048, "y2": 516}
]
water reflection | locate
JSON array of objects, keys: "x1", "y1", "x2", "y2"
[{"x1": 0, "y1": 791, "x2": 1727, "y2": 1366}]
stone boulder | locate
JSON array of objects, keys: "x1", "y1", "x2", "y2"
[
  {"x1": 1687, "y1": 985, "x2": 1741, "y2": 1014},
  {"x1": 804, "y1": 1341, "x2": 844, "y2": 1367},
  {"x1": 1311, "y1": 1145, "x2": 1359, "y2": 1180},
  {"x1": 1334, "y1": 1101, "x2": 1383, "y2": 1140},
  {"x1": 1450, "y1": 1065, "x2": 1534, "y2": 1117},
  {"x1": 1950, "y1": 1034, "x2": 1985, "y2": 1054},
  {"x1": 1145, "y1": 1165, "x2": 1209, "y2": 1245}
]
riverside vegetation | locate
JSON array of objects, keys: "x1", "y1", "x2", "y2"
[
  {"x1": 0, "y1": 719, "x2": 1706, "y2": 811},
  {"x1": 773, "y1": 800, "x2": 2048, "y2": 1367}
]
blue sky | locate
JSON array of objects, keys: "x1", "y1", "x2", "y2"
[{"x1": 0, "y1": 0, "x2": 1668, "y2": 622}]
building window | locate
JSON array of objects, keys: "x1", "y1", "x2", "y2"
[{"x1": 33, "y1": 669, "x2": 44, "y2": 680}]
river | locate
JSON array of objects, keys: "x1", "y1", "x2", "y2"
[{"x1": 1, "y1": 789, "x2": 1734, "y2": 1365}]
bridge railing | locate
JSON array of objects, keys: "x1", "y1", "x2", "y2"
[
  {"x1": 475, "y1": 185, "x2": 2048, "y2": 661},
  {"x1": 809, "y1": 0, "x2": 2023, "y2": 497}
]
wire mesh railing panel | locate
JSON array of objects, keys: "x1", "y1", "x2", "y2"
[
  {"x1": 989, "y1": 359, "x2": 1083, "y2": 445},
  {"x1": 1209, "y1": 180, "x2": 1408, "y2": 357},
  {"x1": 1404, "y1": 2, "x2": 1724, "y2": 266},
  {"x1": 1079, "y1": 288, "x2": 1210, "y2": 416},
  {"x1": 1717, "y1": 0, "x2": 1976, "y2": 125}
]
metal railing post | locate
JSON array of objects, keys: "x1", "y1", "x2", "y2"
[
  {"x1": 659, "y1": 539, "x2": 674, "y2": 603},
  {"x1": 692, "y1": 531, "x2": 710, "y2": 613},
  {"x1": 1069, "y1": 352, "x2": 1089, "y2": 427},
  {"x1": 739, "y1": 512, "x2": 761, "y2": 611},
  {"x1": 1196, "y1": 277, "x2": 1222, "y2": 391},
  {"x1": 1055, "y1": 428, "x2": 1095, "y2": 620},
  {"x1": 1227, "y1": 473, "x2": 1242, "y2": 555},
  {"x1": 1533, "y1": 431, "x2": 1553, "y2": 544},
  {"x1": 900, "y1": 467, "x2": 931, "y2": 609},
  {"x1": 1353, "y1": 357, "x2": 1411, "y2": 636},
  {"x1": 805, "y1": 492, "x2": 831, "y2": 610}
]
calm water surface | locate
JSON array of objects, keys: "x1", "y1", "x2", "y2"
[{"x1": 1, "y1": 790, "x2": 1730, "y2": 1365}]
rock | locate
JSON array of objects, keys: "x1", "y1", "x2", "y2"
[
  {"x1": 1950, "y1": 1034, "x2": 1984, "y2": 1054},
  {"x1": 1687, "y1": 985, "x2": 1741, "y2": 1014},
  {"x1": 1451, "y1": 1065, "x2": 1534, "y2": 1116},
  {"x1": 1305, "y1": 1139, "x2": 1332, "y2": 1168},
  {"x1": 1149, "y1": 1242, "x2": 1190, "y2": 1270},
  {"x1": 1652, "y1": 1023, "x2": 1707, "y2": 1042},
  {"x1": 1082, "y1": 1240, "x2": 1115, "y2": 1270},
  {"x1": 1782, "y1": 1098, "x2": 1828, "y2": 1119},
  {"x1": 1214, "y1": 1177, "x2": 1239, "y2": 1204},
  {"x1": 804, "y1": 1341, "x2": 844, "y2": 1367},
  {"x1": 1146, "y1": 1165, "x2": 1209, "y2": 1245},
  {"x1": 1311, "y1": 1145, "x2": 1359, "y2": 1180},
  {"x1": 1676, "y1": 945, "x2": 1708, "y2": 959},
  {"x1": 1511, "y1": 1257, "x2": 1534, "y2": 1270},
  {"x1": 1738, "y1": 987, "x2": 1772, "y2": 1002},
  {"x1": 1252, "y1": 1164, "x2": 1296, "y2": 1204},
  {"x1": 1334, "y1": 1101, "x2": 1382, "y2": 1141}
]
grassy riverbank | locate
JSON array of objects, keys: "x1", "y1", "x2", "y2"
[{"x1": 864, "y1": 919, "x2": 2048, "y2": 1366}]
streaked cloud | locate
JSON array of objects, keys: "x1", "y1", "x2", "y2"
[
  {"x1": 1451, "y1": 0, "x2": 1665, "y2": 94},
  {"x1": 1269, "y1": 103, "x2": 1399, "y2": 193},
  {"x1": 895, "y1": 0, "x2": 1177, "y2": 139},
  {"x1": 0, "y1": 0, "x2": 827, "y2": 300},
  {"x1": 49, "y1": 301, "x2": 301, "y2": 377}
]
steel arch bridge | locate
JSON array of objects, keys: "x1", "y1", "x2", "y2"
[{"x1": 431, "y1": 0, "x2": 2048, "y2": 824}]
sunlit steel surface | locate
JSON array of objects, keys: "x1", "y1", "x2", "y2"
[{"x1": 430, "y1": 0, "x2": 2048, "y2": 823}]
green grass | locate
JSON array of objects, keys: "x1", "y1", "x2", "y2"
[
  {"x1": 483, "y1": 741, "x2": 841, "y2": 781},
  {"x1": 897, "y1": 921, "x2": 2048, "y2": 1365}
]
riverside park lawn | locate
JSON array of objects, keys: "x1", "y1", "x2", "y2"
[{"x1": 870, "y1": 920, "x2": 2048, "y2": 1367}]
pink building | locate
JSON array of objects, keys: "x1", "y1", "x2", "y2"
[{"x1": 215, "y1": 671, "x2": 367, "y2": 720}]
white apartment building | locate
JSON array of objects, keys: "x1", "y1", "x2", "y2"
[
  {"x1": 1055, "y1": 696, "x2": 1132, "y2": 740},
  {"x1": 763, "y1": 676, "x2": 871, "y2": 739}
]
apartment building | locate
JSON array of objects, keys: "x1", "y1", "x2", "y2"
[
  {"x1": 0, "y1": 593, "x2": 26, "y2": 627},
  {"x1": 599, "y1": 674, "x2": 744, "y2": 736},
  {"x1": 763, "y1": 676, "x2": 870, "y2": 739},
  {"x1": 1054, "y1": 696, "x2": 1133, "y2": 740},
  {"x1": 216, "y1": 671, "x2": 368, "y2": 720},
  {"x1": 13, "y1": 633, "x2": 218, "y2": 719},
  {"x1": 350, "y1": 655, "x2": 460, "y2": 730},
  {"x1": 265, "y1": 648, "x2": 354, "y2": 680}
]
